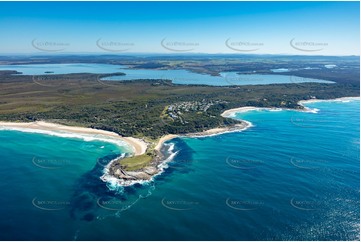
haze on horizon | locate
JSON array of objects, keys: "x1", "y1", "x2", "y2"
[{"x1": 0, "y1": 1, "x2": 359, "y2": 56}]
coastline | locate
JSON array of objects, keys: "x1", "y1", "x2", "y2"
[
  {"x1": 136, "y1": 95, "x2": 359, "y2": 159},
  {"x1": 221, "y1": 96, "x2": 360, "y2": 118},
  {"x1": 154, "y1": 122, "x2": 252, "y2": 152},
  {"x1": 0, "y1": 121, "x2": 147, "y2": 156},
  {"x1": 104, "y1": 121, "x2": 253, "y2": 187},
  {"x1": 154, "y1": 134, "x2": 178, "y2": 151},
  {"x1": 221, "y1": 106, "x2": 277, "y2": 117},
  {"x1": 1, "y1": 96, "x2": 358, "y2": 187},
  {"x1": 297, "y1": 96, "x2": 360, "y2": 105},
  {"x1": 0, "y1": 120, "x2": 251, "y2": 186},
  {"x1": 152, "y1": 96, "x2": 360, "y2": 179}
]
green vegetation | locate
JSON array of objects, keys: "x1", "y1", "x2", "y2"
[
  {"x1": 118, "y1": 154, "x2": 153, "y2": 171},
  {"x1": 0, "y1": 72, "x2": 358, "y2": 139},
  {"x1": 0, "y1": 55, "x2": 359, "y2": 171}
]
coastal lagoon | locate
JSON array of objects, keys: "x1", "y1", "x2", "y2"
[
  {"x1": 0, "y1": 98, "x2": 358, "y2": 240},
  {"x1": 0, "y1": 63, "x2": 334, "y2": 86}
]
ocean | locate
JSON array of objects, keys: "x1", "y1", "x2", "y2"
[{"x1": 0, "y1": 98, "x2": 359, "y2": 240}]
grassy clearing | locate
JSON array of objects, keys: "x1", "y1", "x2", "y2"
[{"x1": 120, "y1": 154, "x2": 153, "y2": 171}]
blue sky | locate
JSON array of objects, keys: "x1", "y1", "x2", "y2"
[{"x1": 0, "y1": 1, "x2": 359, "y2": 55}]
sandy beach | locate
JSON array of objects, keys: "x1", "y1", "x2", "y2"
[
  {"x1": 297, "y1": 97, "x2": 360, "y2": 113},
  {"x1": 5, "y1": 97, "x2": 355, "y2": 159},
  {"x1": 221, "y1": 106, "x2": 261, "y2": 117},
  {"x1": 221, "y1": 106, "x2": 287, "y2": 117},
  {"x1": 154, "y1": 122, "x2": 251, "y2": 152},
  {"x1": 298, "y1": 96, "x2": 360, "y2": 105},
  {"x1": 0, "y1": 121, "x2": 147, "y2": 156},
  {"x1": 154, "y1": 134, "x2": 178, "y2": 151},
  {"x1": 184, "y1": 123, "x2": 251, "y2": 137}
]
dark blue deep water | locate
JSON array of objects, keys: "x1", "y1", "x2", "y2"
[{"x1": 0, "y1": 98, "x2": 359, "y2": 240}]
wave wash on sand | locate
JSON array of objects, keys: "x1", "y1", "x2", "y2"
[
  {"x1": 0, "y1": 121, "x2": 147, "y2": 155},
  {"x1": 1, "y1": 96, "x2": 358, "y2": 188}
]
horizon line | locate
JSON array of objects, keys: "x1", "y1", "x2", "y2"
[{"x1": 0, "y1": 52, "x2": 359, "y2": 57}]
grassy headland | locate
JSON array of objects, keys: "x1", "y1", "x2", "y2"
[{"x1": 0, "y1": 56, "x2": 359, "y2": 174}]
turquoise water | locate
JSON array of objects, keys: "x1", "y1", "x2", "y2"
[
  {"x1": 0, "y1": 63, "x2": 334, "y2": 86},
  {"x1": 0, "y1": 99, "x2": 359, "y2": 240}
]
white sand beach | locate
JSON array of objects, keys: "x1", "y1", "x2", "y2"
[
  {"x1": 154, "y1": 122, "x2": 252, "y2": 152},
  {"x1": 0, "y1": 121, "x2": 147, "y2": 156},
  {"x1": 154, "y1": 134, "x2": 178, "y2": 151},
  {"x1": 185, "y1": 123, "x2": 251, "y2": 137},
  {"x1": 298, "y1": 96, "x2": 360, "y2": 105},
  {"x1": 221, "y1": 106, "x2": 261, "y2": 117}
]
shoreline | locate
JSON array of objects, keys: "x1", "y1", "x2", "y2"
[
  {"x1": 221, "y1": 106, "x2": 279, "y2": 117},
  {"x1": 297, "y1": 96, "x2": 360, "y2": 105},
  {"x1": 142, "y1": 96, "x2": 360, "y2": 187},
  {"x1": 154, "y1": 122, "x2": 252, "y2": 152},
  {"x1": 221, "y1": 96, "x2": 360, "y2": 118},
  {"x1": 154, "y1": 134, "x2": 178, "y2": 151},
  {"x1": 0, "y1": 121, "x2": 147, "y2": 156},
  {"x1": 105, "y1": 121, "x2": 253, "y2": 187},
  {"x1": 1, "y1": 95, "x2": 358, "y2": 187}
]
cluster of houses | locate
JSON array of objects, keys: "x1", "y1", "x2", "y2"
[{"x1": 165, "y1": 99, "x2": 227, "y2": 122}]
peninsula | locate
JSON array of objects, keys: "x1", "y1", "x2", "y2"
[{"x1": 0, "y1": 55, "x2": 359, "y2": 186}]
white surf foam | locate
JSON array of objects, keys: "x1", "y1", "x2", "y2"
[{"x1": 0, "y1": 126, "x2": 133, "y2": 153}]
